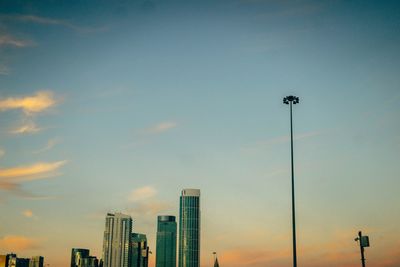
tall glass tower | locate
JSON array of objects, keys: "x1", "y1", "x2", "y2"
[
  {"x1": 178, "y1": 189, "x2": 200, "y2": 267},
  {"x1": 156, "y1": 215, "x2": 177, "y2": 267},
  {"x1": 102, "y1": 212, "x2": 133, "y2": 267},
  {"x1": 130, "y1": 233, "x2": 149, "y2": 267},
  {"x1": 71, "y1": 249, "x2": 89, "y2": 267}
]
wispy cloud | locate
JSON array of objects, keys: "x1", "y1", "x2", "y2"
[
  {"x1": 141, "y1": 121, "x2": 178, "y2": 135},
  {"x1": 10, "y1": 120, "x2": 41, "y2": 134},
  {"x1": 22, "y1": 209, "x2": 34, "y2": 218},
  {"x1": 0, "y1": 90, "x2": 57, "y2": 114},
  {"x1": 0, "y1": 235, "x2": 40, "y2": 251},
  {"x1": 0, "y1": 14, "x2": 108, "y2": 33},
  {"x1": 33, "y1": 137, "x2": 61, "y2": 153},
  {"x1": 0, "y1": 33, "x2": 33, "y2": 47},
  {"x1": 125, "y1": 186, "x2": 173, "y2": 224},
  {"x1": 126, "y1": 200, "x2": 172, "y2": 217},
  {"x1": 128, "y1": 186, "x2": 157, "y2": 202},
  {"x1": 0, "y1": 148, "x2": 5, "y2": 158},
  {"x1": 0, "y1": 160, "x2": 67, "y2": 181},
  {"x1": 0, "y1": 161, "x2": 67, "y2": 198}
]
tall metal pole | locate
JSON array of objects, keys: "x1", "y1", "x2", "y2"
[
  {"x1": 358, "y1": 231, "x2": 366, "y2": 267},
  {"x1": 283, "y1": 95, "x2": 299, "y2": 267},
  {"x1": 290, "y1": 101, "x2": 297, "y2": 267}
]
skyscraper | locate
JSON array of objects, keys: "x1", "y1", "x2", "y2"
[
  {"x1": 29, "y1": 256, "x2": 44, "y2": 267},
  {"x1": 71, "y1": 249, "x2": 89, "y2": 267},
  {"x1": 130, "y1": 233, "x2": 149, "y2": 267},
  {"x1": 78, "y1": 257, "x2": 98, "y2": 267},
  {"x1": 178, "y1": 189, "x2": 200, "y2": 267},
  {"x1": 156, "y1": 215, "x2": 177, "y2": 267},
  {"x1": 102, "y1": 212, "x2": 133, "y2": 267}
]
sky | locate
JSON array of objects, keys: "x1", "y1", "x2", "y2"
[{"x1": 0, "y1": 0, "x2": 399, "y2": 266}]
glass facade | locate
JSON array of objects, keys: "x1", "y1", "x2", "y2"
[
  {"x1": 130, "y1": 233, "x2": 148, "y2": 267},
  {"x1": 155, "y1": 215, "x2": 177, "y2": 267},
  {"x1": 178, "y1": 189, "x2": 200, "y2": 267},
  {"x1": 102, "y1": 213, "x2": 132, "y2": 267},
  {"x1": 29, "y1": 256, "x2": 44, "y2": 267},
  {"x1": 71, "y1": 249, "x2": 89, "y2": 267}
]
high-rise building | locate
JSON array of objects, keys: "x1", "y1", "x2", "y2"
[
  {"x1": 155, "y1": 215, "x2": 177, "y2": 267},
  {"x1": 29, "y1": 256, "x2": 44, "y2": 267},
  {"x1": 78, "y1": 256, "x2": 98, "y2": 267},
  {"x1": 71, "y1": 249, "x2": 89, "y2": 267},
  {"x1": 102, "y1": 212, "x2": 133, "y2": 267},
  {"x1": 7, "y1": 254, "x2": 16, "y2": 267},
  {"x1": 16, "y1": 258, "x2": 29, "y2": 267},
  {"x1": 178, "y1": 189, "x2": 200, "y2": 267},
  {"x1": 130, "y1": 233, "x2": 149, "y2": 267}
]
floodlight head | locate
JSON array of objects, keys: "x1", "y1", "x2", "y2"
[{"x1": 283, "y1": 95, "x2": 300, "y2": 105}]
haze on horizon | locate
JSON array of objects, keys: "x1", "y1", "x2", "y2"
[{"x1": 0, "y1": 0, "x2": 399, "y2": 266}]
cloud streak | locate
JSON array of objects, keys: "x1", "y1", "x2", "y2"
[
  {"x1": 10, "y1": 120, "x2": 42, "y2": 134},
  {"x1": 0, "y1": 90, "x2": 57, "y2": 114},
  {"x1": 33, "y1": 137, "x2": 61, "y2": 153},
  {"x1": 128, "y1": 186, "x2": 157, "y2": 202},
  {"x1": 0, "y1": 160, "x2": 67, "y2": 182},
  {"x1": 141, "y1": 121, "x2": 178, "y2": 134},
  {"x1": 0, "y1": 161, "x2": 67, "y2": 199},
  {"x1": 0, "y1": 14, "x2": 108, "y2": 33},
  {"x1": 0, "y1": 33, "x2": 32, "y2": 47}
]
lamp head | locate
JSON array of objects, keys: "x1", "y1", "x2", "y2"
[{"x1": 283, "y1": 95, "x2": 300, "y2": 105}]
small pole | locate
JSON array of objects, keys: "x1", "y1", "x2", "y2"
[{"x1": 358, "y1": 231, "x2": 366, "y2": 267}]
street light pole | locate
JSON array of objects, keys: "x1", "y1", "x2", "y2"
[{"x1": 283, "y1": 95, "x2": 300, "y2": 267}]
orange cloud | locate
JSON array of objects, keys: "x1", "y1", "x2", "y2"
[
  {"x1": 0, "y1": 90, "x2": 57, "y2": 114},
  {"x1": 0, "y1": 161, "x2": 67, "y2": 181},
  {"x1": 0, "y1": 235, "x2": 40, "y2": 251},
  {"x1": 22, "y1": 210, "x2": 34, "y2": 218}
]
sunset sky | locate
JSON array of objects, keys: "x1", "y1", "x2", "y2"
[{"x1": 0, "y1": 0, "x2": 400, "y2": 266}]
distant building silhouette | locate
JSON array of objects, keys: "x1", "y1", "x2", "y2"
[
  {"x1": 130, "y1": 233, "x2": 149, "y2": 267},
  {"x1": 16, "y1": 258, "x2": 30, "y2": 267},
  {"x1": 178, "y1": 189, "x2": 200, "y2": 267},
  {"x1": 7, "y1": 254, "x2": 17, "y2": 267},
  {"x1": 71, "y1": 249, "x2": 89, "y2": 267},
  {"x1": 29, "y1": 256, "x2": 44, "y2": 267},
  {"x1": 156, "y1": 215, "x2": 177, "y2": 267},
  {"x1": 102, "y1": 212, "x2": 133, "y2": 267}
]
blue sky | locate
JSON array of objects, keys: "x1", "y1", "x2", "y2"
[{"x1": 0, "y1": 1, "x2": 399, "y2": 266}]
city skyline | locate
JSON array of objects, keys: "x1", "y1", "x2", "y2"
[{"x1": 1, "y1": 0, "x2": 400, "y2": 266}]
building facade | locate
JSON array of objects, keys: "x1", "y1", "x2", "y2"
[
  {"x1": 130, "y1": 233, "x2": 149, "y2": 267},
  {"x1": 78, "y1": 257, "x2": 98, "y2": 267},
  {"x1": 7, "y1": 254, "x2": 16, "y2": 267},
  {"x1": 102, "y1": 212, "x2": 133, "y2": 267},
  {"x1": 29, "y1": 256, "x2": 44, "y2": 267},
  {"x1": 16, "y1": 259, "x2": 29, "y2": 267},
  {"x1": 155, "y1": 215, "x2": 177, "y2": 267},
  {"x1": 71, "y1": 249, "x2": 89, "y2": 267},
  {"x1": 178, "y1": 189, "x2": 200, "y2": 267}
]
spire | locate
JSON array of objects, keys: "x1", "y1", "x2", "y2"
[{"x1": 213, "y1": 257, "x2": 219, "y2": 267}]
